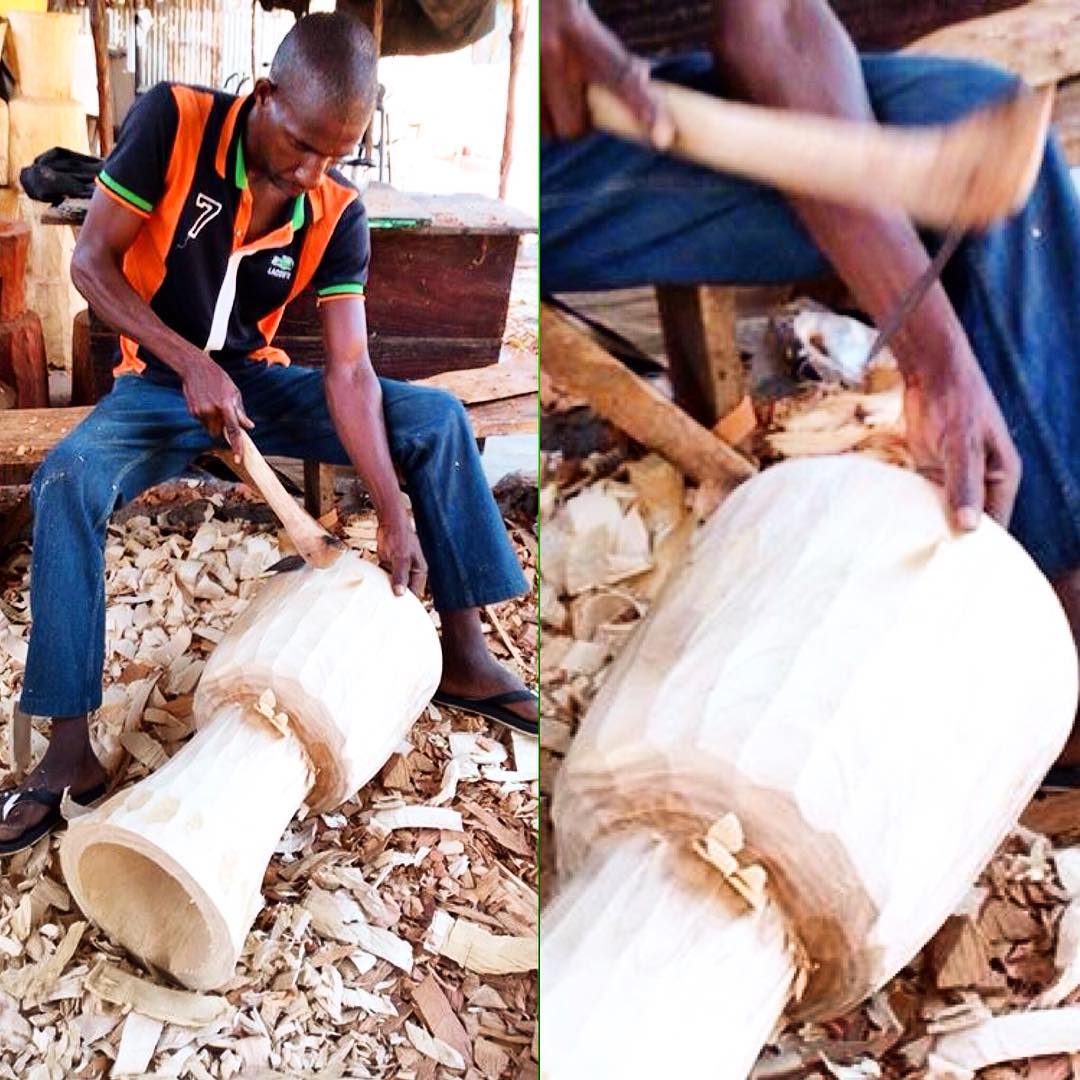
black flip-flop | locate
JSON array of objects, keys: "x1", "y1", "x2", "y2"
[
  {"x1": 1040, "y1": 765, "x2": 1080, "y2": 791},
  {"x1": 431, "y1": 689, "x2": 539, "y2": 738},
  {"x1": 0, "y1": 783, "x2": 107, "y2": 857}
]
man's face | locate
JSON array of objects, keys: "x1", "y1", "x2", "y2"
[{"x1": 256, "y1": 81, "x2": 370, "y2": 196}]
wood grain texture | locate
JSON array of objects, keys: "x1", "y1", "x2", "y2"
[
  {"x1": 0, "y1": 311, "x2": 49, "y2": 408},
  {"x1": 548, "y1": 457, "x2": 1077, "y2": 1075},
  {"x1": 542, "y1": 304, "x2": 755, "y2": 484},
  {"x1": 0, "y1": 221, "x2": 30, "y2": 321},
  {"x1": 908, "y1": 0, "x2": 1080, "y2": 86}
]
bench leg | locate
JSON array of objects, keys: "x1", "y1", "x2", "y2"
[
  {"x1": 656, "y1": 284, "x2": 746, "y2": 429},
  {"x1": 303, "y1": 461, "x2": 336, "y2": 520}
]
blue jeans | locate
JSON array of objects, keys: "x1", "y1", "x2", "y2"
[
  {"x1": 542, "y1": 52, "x2": 1080, "y2": 580},
  {"x1": 20, "y1": 360, "x2": 527, "y2": 717}
]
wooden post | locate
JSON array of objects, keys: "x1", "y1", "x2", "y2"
[
  {"x1": 656, "y1": 284, "x2": 746, "y2": 428},
  {"x1": 89, "y1": 0, "x2": 113, "y2": 155},
  {"x1": 540, "y1": 304, "x2": 755, "y2": 485},
  {"x1": 499, "y1": 0, "x2": 524, "y2": 200}
]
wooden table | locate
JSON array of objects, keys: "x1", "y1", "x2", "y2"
[{"x1": 45, "y1": 182, "x2": 537, "y2": 405}]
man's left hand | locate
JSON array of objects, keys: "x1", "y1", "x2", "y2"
[
  {"x1": 377, "y1": 517, "x2": 428, "y2": 598},
  {"x1": 902, "y1": 346, "x2": 1022, "y2": 531}
]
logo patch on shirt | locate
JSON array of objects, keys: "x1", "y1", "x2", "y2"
[{"x1": 268, "y1": 254, "x2": 295, "y2": 280}]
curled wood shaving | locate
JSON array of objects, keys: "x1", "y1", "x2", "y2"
[{"x1": 85, "y1": 962, "x2": 230, "y2": 1028}]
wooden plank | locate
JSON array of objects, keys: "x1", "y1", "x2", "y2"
[
  {"x1": 0, "y1": 377, "x2": 535, "y2": 474},
  {"x1": 656, "y1": 284, "x2": 744, "y2": 428},
  {"x1": 416, "y1": 351, "x2": 537, "y2": 404},
  {"x1": 0, "y1": 406, "x2": 87, "y2": 468},
  {"x1": 908, "y1": 0, "x2": 1080, "y2": 86},
  {"x1": 541, "y1": 304, "x2": 754, "y2": 484}
]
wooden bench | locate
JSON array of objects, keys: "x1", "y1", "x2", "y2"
[{"x1": 0, "y1": 352, "x2": 538, "y2": 548}]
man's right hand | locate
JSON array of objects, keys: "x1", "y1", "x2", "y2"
[
  {"x1": 180, "y1": 353, "x2": 255, "y2": 444},
  {"x1": 541, "y1": 0, "x2": 672, "y2": 145}
]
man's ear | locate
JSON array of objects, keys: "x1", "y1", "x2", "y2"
[{"x1": 253, "y1": 77, "x2": 276, "y2": 106}]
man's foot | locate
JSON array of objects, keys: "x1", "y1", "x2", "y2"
[
  {"x1": 438, "y1": 608, "x2": 538, "y2": 737},
  {"x1": 0, "y1": 715, "x2": 108, "y2": 848}
]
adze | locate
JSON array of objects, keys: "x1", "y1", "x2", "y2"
[{"x1": 589, "y1": 80, "x2": 1053, "y2": 229}]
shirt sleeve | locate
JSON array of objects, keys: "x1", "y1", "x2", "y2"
[
  {"x1": 311, "y1": 196, "x2": 370, "y2": 302},
  {"x1": 95, "y1": 82, "x2": 180, "y2": 219}
]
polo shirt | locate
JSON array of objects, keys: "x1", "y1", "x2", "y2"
[{"x1": 94, "y1": 81, "x2": 370, "y2": 376}]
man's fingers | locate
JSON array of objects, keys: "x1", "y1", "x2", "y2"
[
  {"x1": 943, "y1": 427, "x2": 984, "y2": 531},
  {"x1": 390, "y1": 556, "x2": 409, "y2": 597},
  {"x1": 600, "y1": 46, "x2": 672, "y2": 148}
]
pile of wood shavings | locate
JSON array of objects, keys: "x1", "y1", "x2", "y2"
[
  {"x1": 539, "y1": 441, "x2": 1080, "y2": 1078},
  {"x1": 0, "y1": 491, "x2": 538, "y2": 1079}
]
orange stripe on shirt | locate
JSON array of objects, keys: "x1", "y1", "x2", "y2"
[{"x1": 113, "y1": 86, "x2": 214, "y2": 377}]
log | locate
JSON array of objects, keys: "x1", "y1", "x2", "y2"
[
  {"x1": 588, "y1": 77, "x2": 1053, "y2": 230},
  {"x1": 0, "y1": 310, "x2": 49, "y2": 408},
  {"x1": 3, "y1": 11, "x2": 80, "y2": 98},
  {"x1": 540, "y1": 305, "x2": 755, "y2": 485},
  {"x1": 1053, "y1": 76, "x2": 1080, "y2": 164},
  {"x1": 0, "y1": 221, "x2": 30, "y2": 321},
  {"x1": 61, "y1": 555, "x2": 442, "y2": 989},
  {"x1": 542, "y1": 455, "x2": 1078, "y2": 1078}
]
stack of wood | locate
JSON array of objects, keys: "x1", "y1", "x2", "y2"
[
  {"x1": 1, "y1": 11, "x2": 89, "y2": 187},
  {"x1": 0, "y1": 221, "x2": 48, "y2": 408},
  {"x1": 0, "y1": 486, "x2": 539, "y2": 1077},
  {"x1": 0, "y1": 10, "x2": 88, "y2": 372}
]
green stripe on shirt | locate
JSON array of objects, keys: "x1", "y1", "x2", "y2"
[
  {"x1": 317, "y1": 283, "x2": 366, "y2": 297},
  {"x1": 98, "y1": 170, "x2": 154, "y2": 213}
]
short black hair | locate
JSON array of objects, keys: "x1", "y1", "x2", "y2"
[{"x1": 270, "y1": 12, "x2": 377, "y2": 114}]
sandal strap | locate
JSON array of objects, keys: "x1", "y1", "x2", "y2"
[
  {"x1": 480, "y1": 689, "x2": 538, "y2": 708},
  {"x1": 0, "y1": 787, "x2": 61, "y2": 820}
]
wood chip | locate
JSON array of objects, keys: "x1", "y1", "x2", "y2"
[
  {"x1": 111, "y1": 1012, "x2": 164, "y2": 1076},
  {"x1": 86, "y1": 961, "x2": 230, "y2": 1027},
  {"x1": 438, "y1": 916, "x2": 537, "y2": 975}
]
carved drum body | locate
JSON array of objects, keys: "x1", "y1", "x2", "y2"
[
  {"x1": 544, "y1": 456, "x2": 1078, "y2": 1078},
  {"x1": 61, "y1": 556, "x2": 441, "y2": 989}
]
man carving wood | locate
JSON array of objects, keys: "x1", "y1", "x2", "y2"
[
  {"x1": 0, "y1": 12, "x2": 536, "y2": 854},
  {"x1": 541, "y1": 0, "x2": 1080, "y2": 770}
]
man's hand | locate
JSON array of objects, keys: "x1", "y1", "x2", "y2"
[
  {"x1": 902, "y1": 349, "x2": 1021, "y2": 530},
  {"x1": 377, "y1": 516, "x2": 428, "y2": 598},
  {"x1": 541, "y1": 0, "x2": 671, "y2": 145},
  {"x1": 181, "y1": 353, "x2": 255, "y2": 445}
]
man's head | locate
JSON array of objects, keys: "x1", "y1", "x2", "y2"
[{"x1": 248, "y1": 12, "x2": 377, "y2": 196}]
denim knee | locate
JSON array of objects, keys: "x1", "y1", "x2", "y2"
[
  {"x1": 864, "y1": 53, "x2": 1021, "y2": 128},
  {"x1": 31, "y1": 444, "x2": 105, "y2": 520}
]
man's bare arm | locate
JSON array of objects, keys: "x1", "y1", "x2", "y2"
[
  {"x1": 72, "y1": 191, "x2": 254, "y2": 442},
  {"x1": 319, "y1": 297, "x2": 427, "y2": 597},
  {"x1": 713, "y1": 0, "x2": 1021, "y2": 527}
]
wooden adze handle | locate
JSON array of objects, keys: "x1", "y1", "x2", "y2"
[
  {"x1": 217, "y1": 431, "x2": 342, "y2": 569},
  {"x1": 589, "y1": 80, "x2": 1053, "y2": 229}
]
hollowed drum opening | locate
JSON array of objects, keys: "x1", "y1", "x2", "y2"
[{"x1": 75, "y1": 843, "x2": 218, "y2": 985}]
